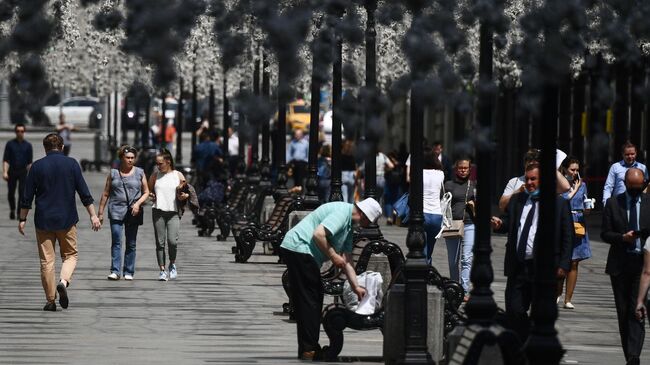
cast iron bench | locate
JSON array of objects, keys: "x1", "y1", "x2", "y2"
[
  {"x1": 215, "y1": 181, "x2": 250, "y2": 240},
  {"x1": 231, "y1": 194, "x2": 299, "y2": 263},
  {"x1": 314, "y1": 240, "x2": 465, "y2": 361}
]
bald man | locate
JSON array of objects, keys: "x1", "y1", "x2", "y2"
[{"x1": 601, "y1": 168, "x2": 648, "y2": 365}]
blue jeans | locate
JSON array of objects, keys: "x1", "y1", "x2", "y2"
[
  {"x1": 423, "y1": 213, "x2": 443, "y2": 265},
  {"x1": 341, "y1": 171, "x2": 356, "y2": 203},
  {"x1": 384, "y1": 182, "x2": 400, "y2": 218},
  {"x1": 444, "y1": 223, "x2": 475, "y2": 293},
  {"x1": 110, "y1": 220, "x2": 139, "y2": 276}
]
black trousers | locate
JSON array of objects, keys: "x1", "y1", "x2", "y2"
[
  {"x1": 7, "y1": 168, "x2": 27, "y2": 215},
  {"x1": 291, "y1": 160, "x2": 308, "y2": 188},
  {"x1": 610, "y1": 254, "x2": 645, "y2": 363},
  {"x1": 281, "y1": 247, "x2": 323, "y2": 357},
  {"x1": 505, "y1": 260, "x2": 534, "y2": 342}
]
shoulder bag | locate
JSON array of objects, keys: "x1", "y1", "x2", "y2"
[
  {"x1": 120, "y1": 170, "x2": 144, "y2": 226},
  {"x1": 440, "y1": 181, "x2": 470, "y2": 239}
]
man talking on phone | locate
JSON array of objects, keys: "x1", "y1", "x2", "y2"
[{"x1": 601, "y1": 167, "x2": 648, "y2": 365}]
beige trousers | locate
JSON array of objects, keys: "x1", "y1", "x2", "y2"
[{"x1": 36, "y1": 226, "x2": 78, "y2": 302}]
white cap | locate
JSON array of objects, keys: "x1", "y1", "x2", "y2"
[{"x1": 356, "y1": 197, "x2": 382, "y2": 223}]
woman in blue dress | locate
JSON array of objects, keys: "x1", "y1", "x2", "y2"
[{"x1": 557, "y1": 157, "x2": 592, "y2": 309}]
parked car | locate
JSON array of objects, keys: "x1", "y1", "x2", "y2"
[{"x1": 43, "y1": 96, "x2": 100, "y2": 127}]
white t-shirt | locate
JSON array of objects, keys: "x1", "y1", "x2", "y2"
[
  {"x1": 423, "y1": 169, "x2": 444, "y2": 214},
  {"x1": 229, "y1": 134, "x2": 239, "y2": 156},
  {"x1": 502, "y1": 176, "x2": 525, "y2": 197},
  {"x1": 153, "y1": 171, "x2": 181, "y2": 212},
  {"x1": 376, "y1": 152, "x2": 388, "y2": 177}
]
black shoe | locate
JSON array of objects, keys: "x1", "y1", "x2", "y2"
[
  {"x1": 43, "y1": 302, "x2": 56, "y2": 311},
  {"x1": 10, "y1": 211, "x2": 15, "y2": 220},
  {"x1": 56, "y1": 282, "x2": 68, "y2": 309}
]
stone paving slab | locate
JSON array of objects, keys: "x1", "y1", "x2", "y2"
[{"x1": 0, "y1": 134, "x2": 648, "y2": 364}]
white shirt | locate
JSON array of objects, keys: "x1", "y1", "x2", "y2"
[
  {"x1": 502, "y1": 176, "x2": 525, "y2": 197},
  {"x1": 376, "y1": 152, "x2": 388, "y2": 177},
  {"x1": 405, "y1": 153, "x2": 443, "y2": 166},
  {"x1": 153, "y1": 171, "x2": 180, "y2": 212},
  {"x1": 517, "y1": 198, "x2": 538, "y2": 260},
  {"x1": 423, "y1": 169, "x2": 444, "y2": 214},
  {"x1": 229, "y1": 134, "x2": 239, "y2": 156}
]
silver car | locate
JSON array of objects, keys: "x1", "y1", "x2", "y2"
[{"x1": 43, "y1": 96, "x2": 99, "y2": 127}]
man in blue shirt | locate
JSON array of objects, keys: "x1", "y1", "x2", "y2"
[
  {"x1": 287, "y1": 129, "x2": 309, "y2": 188},
  {"x1": 280, "y1": 197, "x2": 381, "y2": 360},
  {"x1": 18, "y1": 134, "x2": 101, "y2": 312},
  {"x1": 2, "y1": 123, "x2": 32, "y2": 220},
  {"x1": 192, "y1": 131, "x2": 223, "y2": 187},
  {"x1": 603, "y1": 141, "x2": 649, "y2": 206}
]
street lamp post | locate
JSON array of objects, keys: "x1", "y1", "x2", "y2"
[
  {"x1": 401, "y1": 83, "x2": 433, "y2": 364},
  {"x1": 223, "y1": 78, "x2": 231, "y2": 178},
  {"x1": 524, "y1": 85, "x2": 564, "y2": 365},
  {"x1": 274, "y1": 61, "x2": 289, "y2": 199},
  {"x1": 176, "y1": 79, "x2": 184, "y2": 164},
  {"x1": 357, "y1": 0, "x2": 383, "y2": 240},
  {"x1": 328, "y1": 5, "x2": 344, "y2": 202},
  {"x1": 248, "y1": 54, "x2": 261, "y2": 180},
  {"x1": 260, "y1": 52, "x2": 272, "y2": 185},
  {"x1": 191, "y1": 78, "x2": 198, "y2": 157},
  {"x1": 209, "y1": 84, "x2": 215, "y2": 130},
  {"x1": 303, "y1": 22, "x2": 323, "y2": 209},
  {"x1": 160, "y1": 92, "x2": 166, "y2": 151}
]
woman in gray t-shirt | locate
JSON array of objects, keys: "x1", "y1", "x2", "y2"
[{"x1": 97, "y1": 145, "x2": 150, "y2": 280}]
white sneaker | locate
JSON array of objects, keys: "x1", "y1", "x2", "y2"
[
  {"x1": 158, "y1": 271, "x2": 168, "y2": 281},
  {"x1": 107, "y1": 273, "x2": 119, "y2": 280},
  {"x1": 124, "y1": 274, "x2": 133, "y2": 281},
  {"x1": 564, "y1": 302, "x2": 575, "y2": 309},
  {"x1": 169, "y1": 264, "x2": 177, "y2": 280}
]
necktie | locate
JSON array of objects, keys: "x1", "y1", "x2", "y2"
[
  {"x1": 629, "y1": 197, "x2": 639, "y2": 253},
  {"x1": 518, "y1": 200, "x2": 536, "y2": 262}
]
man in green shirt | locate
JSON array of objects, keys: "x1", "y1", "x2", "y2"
[{"x1": 280, "y1": 197, "x2": 382, "y2": 360}]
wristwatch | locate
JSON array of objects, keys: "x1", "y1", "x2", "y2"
[{"x1": 19, "y1": 218, "x2": 26, "y2": 222}]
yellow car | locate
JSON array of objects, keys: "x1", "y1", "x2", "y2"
[{"x1": 285, "y1": 100, "x2": 311, "y2": 131}]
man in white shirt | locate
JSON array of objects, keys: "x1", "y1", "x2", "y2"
[
  {"x1": 498, "y1": 148, "x2": 570, "y2": 212},
  {"x1": 227, "y1": 127, "x2": 239, "y2": 175}
]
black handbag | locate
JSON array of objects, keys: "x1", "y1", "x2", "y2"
[{"x1": 120, "y1": 170, "x2": 144, "y2": 226}]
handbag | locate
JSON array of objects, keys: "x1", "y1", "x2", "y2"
[
  {"x1": 574, "y1": 222, "x2": 585, "y2": 237},
  {"x1": 440, "y1": 181, "x2": 471, "y2": 239},
  {"x1": 119, "y1": 170, "x2": 144, "y2": 226},
  {"x1": 393, "y1": 192, "x2": 410, "y2": 223}
]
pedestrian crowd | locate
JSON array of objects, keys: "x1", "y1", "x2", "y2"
[
  {"x1": 4, "y1": 123, "x2": 650, "y2": 364},
  {"x1": 4, "y1": 127, "x2": 197, "y2": 313}
]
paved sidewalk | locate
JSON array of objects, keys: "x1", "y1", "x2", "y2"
[{"x1": 0, "y1": 164, "x2": 648, "y2": 363}]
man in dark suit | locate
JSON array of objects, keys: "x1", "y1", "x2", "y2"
[
  {"x1": 601, "y1": 167, "x2": 648, "y2": 365},
  {"x1": 491, "y1": 163, "x2": 573, "y2": 341}
]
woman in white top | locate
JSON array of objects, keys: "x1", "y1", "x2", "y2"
[
  {"x1": 148, "y1": 149, "x2": 189, "y2": 281},
  {"x1": 422, "y1": 147, "x2": 445, "y2": 265}
]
